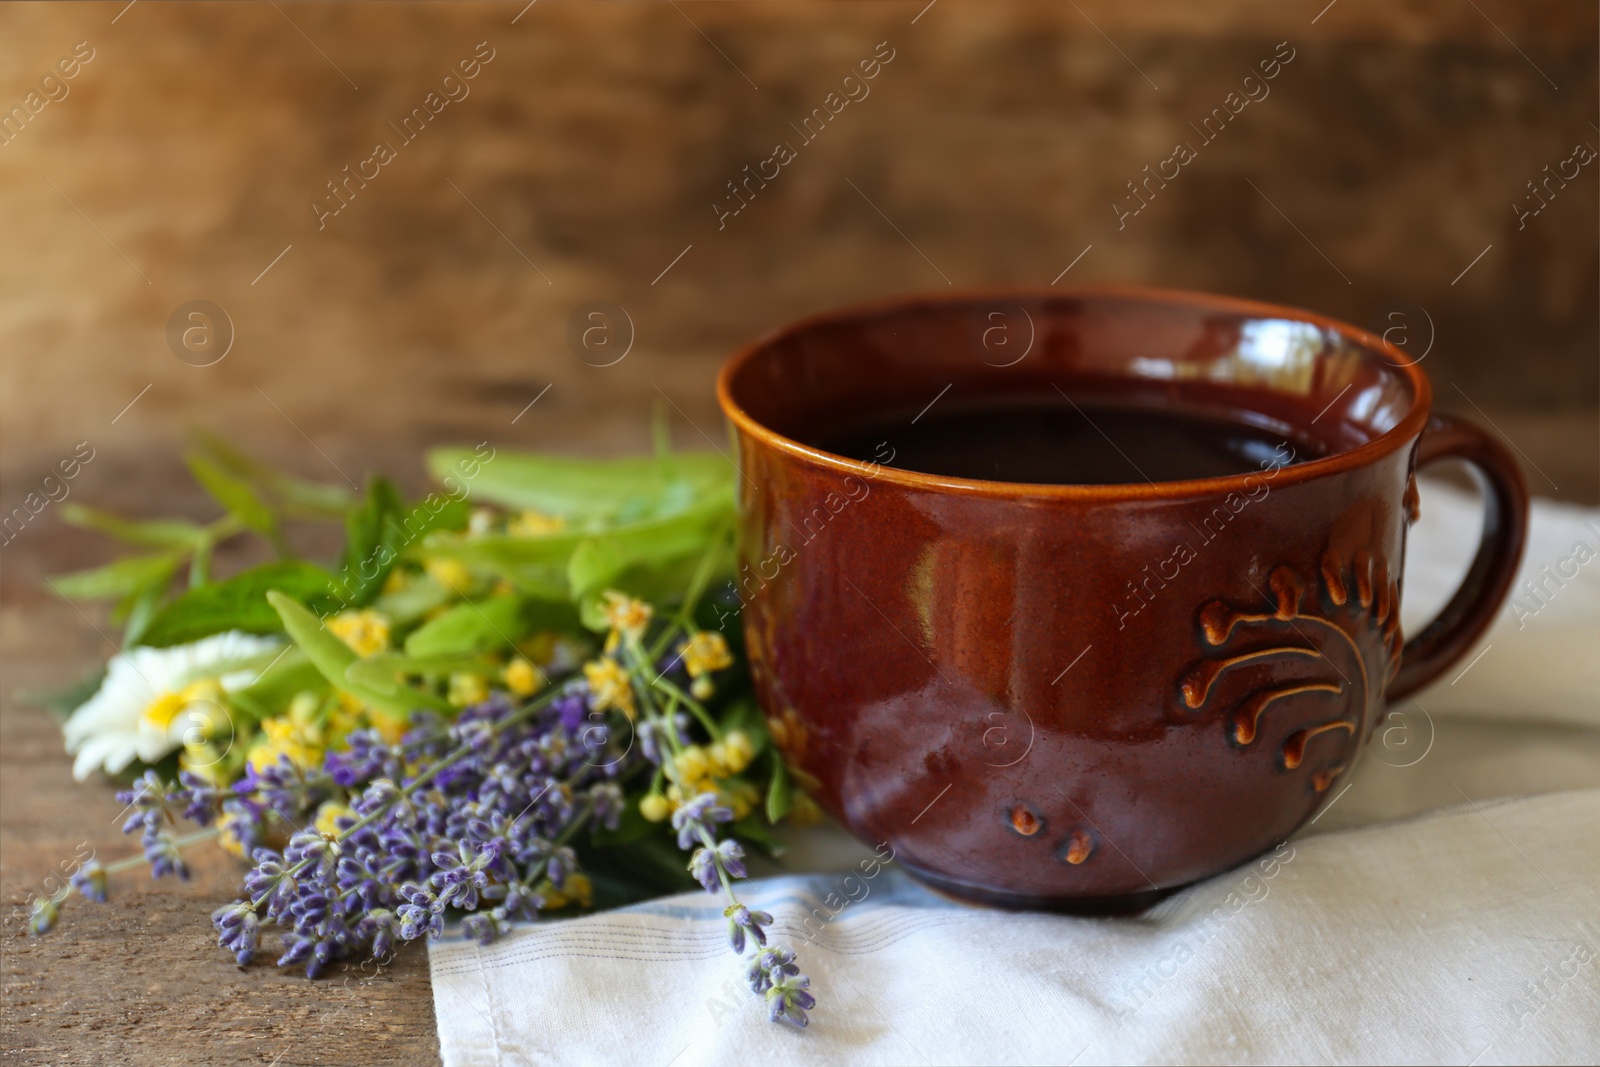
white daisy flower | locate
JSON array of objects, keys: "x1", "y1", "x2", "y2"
[{"x1": 63, "y1": 631, "x2": 283, "y2": 781}]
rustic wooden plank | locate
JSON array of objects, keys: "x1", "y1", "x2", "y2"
[{"x1": 0, "y1": 529, "x2": 442, "y2": 1066}]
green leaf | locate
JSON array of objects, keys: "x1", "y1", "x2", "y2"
[
  {"x1": 421, "y1": 483, "x2": 733, "y2": 614},
  {"x1": 336, "y1": 477, "x2": 405, "y2": 607},
  {"x1": 119, "y1": 580, "x2": 168, "y2": 646},
  {"x1": 139, "y1": 561, "x2": 339, "y2": 647},
  {"x1": 403, "y1": 595, "x2": 545, "y2": 657},
  {"x1": 266, "y1": 590, "x2": 428, "y2": 717},
  {"x1": 414, "y1": 535, "x2": 575, "y2": 599},
  {"x1": 336, "y1": 479, "x2": 470, "y2": 607},
  {"x1": 343, "y1": 652, "x2": 479, "y2": 710},
  {"x1": 189, "y1": 430, "x2": 353, "y2": 519},
  {"x1": 765, "y1": 754, "x2": 793, "y2": 823},
  {"x1": 372, "y1": 575, "x2": 456, "y2": 627},
  {"x1": 49, "y1": 552, "x2": 182, "y2": 602},
  {"x1": 60, "y1": 505, "x2": 205, "y2": 548},
  {"x1": 227, "y1": 649, "x2": 326, "y2": 722},
  {"x1": 425, "y1": 448, "x2": 731, "y2": 526},
  {"x1": 187, "y1": 452, "x2": 284, "y2": 551}
]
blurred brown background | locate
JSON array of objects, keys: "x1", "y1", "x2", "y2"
[
  {"x1": 0, "y1": 2, "x2": 1595, "y2": 1062},
  {"x1": 0, "y1": 0, "x2": 1595, "y2": 516}
]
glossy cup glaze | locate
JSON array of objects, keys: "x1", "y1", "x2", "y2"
[{"x1": 717, "y1": 287, "x2": 1527, "y2": 908}]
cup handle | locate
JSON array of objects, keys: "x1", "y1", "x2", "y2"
[{"x1": 1387, "y1": 413, "x2": 1530, "y2": 700}]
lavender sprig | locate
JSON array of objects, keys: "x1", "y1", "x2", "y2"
[{"x1": 618, "y1": 622, "x2": 815, "y2": 1028}]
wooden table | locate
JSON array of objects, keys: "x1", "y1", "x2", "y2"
[{"x1": 1, "y1": 523, "x2": 443, "y2": 1066}]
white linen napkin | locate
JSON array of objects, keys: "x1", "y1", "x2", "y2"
[{"x1": 430, "y1": 482, "x2": 1600, "y2": 1066}]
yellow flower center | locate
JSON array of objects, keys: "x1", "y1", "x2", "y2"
[
  {"x1": 141, "y1": 680, "x2": 223, "y2": 732},
  {"x1": 141, "y1": 691, "x2": 189, "y2": 731}
]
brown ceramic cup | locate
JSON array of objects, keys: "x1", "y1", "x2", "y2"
[{"x1": 716, "y1": 286, "x2": 1528, "y2": 908}]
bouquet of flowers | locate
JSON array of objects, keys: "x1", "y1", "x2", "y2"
[{"x1": 26, "y1": 430, "x2": 816, "y2": 1027}]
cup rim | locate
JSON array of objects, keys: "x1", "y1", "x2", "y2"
[{"x1": 716, "y1": 284, "x2": 1434, "y2": 501}]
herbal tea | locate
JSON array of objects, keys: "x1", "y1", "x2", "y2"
[{"x1": 814, "y1": 393, "x2": 1324, "y2": 484}]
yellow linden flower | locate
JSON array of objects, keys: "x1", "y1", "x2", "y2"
[
  {"x1": 508, "y1": 509, "x2": 566, "y2": 537},
  {"x1": 247, "y1": 717, "x2": 318, "y2": 771},
  {"x1": 681, "y1": 632, "x2": 733, "y2": 678},
  {"x1": 424, "y1": 557, "x2": 473, "y2": 594},
  {"x1": 366, "y1": 708, "x2": 409, "y2": 745},
  {"x1": 673, "y1": 745, "x2": 712, "y2": 787},
  {"x1": 179, "y1": 742, "x2": 227, "y2": 785},
  {"x1": 583, "y1": 658, "x2": 635, "y2": 720},
  {"x1": 449, "y1": 672, "x2": 490, "y2": 708},
  {"x1": 540, "y1": 872, "x2": 593, "y2": 911},
  {"x1": 600, "y1": 590, "x2": 652, "y2": 643},
  {"x1": 720, "y1": 730, "x2": 754, "y2": 775},
  {"x1": 327, "y1": 610, "x2": 391, "y2": 658},
  {"x1": 247, "y1": 692, "x2": 326, "y2": 771},
  {"x1": 326, "y1": 693, "x2": 362, "y2": 740},
  {"x1": 315, "y1": 801, "x2": 353, "y2": 838},
  {"x1": 381, "y1": 568, "x2": 411, "y2": 595},
  {"x1": 639, "y1": 793, "x2": 671, "y2": 822},
  {"x1": 504, "y1": 657, "x2": 543, "y2": 697}
]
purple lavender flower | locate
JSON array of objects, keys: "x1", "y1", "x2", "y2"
[
  {"x1": 429, "y1": 843, "x2": 490, "y2": 911},
  {"x1": 326, "y1": 729, "x2": 404, "y2": 786},
  {"x1": 587, "y1": 782, "x2": 625, "y2": 832},
  {"x1": 671, "y1": 792, "x2": 733, "y2": 850},
  {"x1": 689, "y1": 848, "x2": 720, "y2": 894},
  {"x1": 551, "y1": 688, "x2": 589, "y2": 734},
  {"x1": 461, "y1": 907, "x2": 510, "y2": 946},
  {"x1": 211, "y1": 901, "x2": 262, "y2": 965},
  {"x1": 714, "y1": 840, "x2": 747, "y2": 881},
  {"x1": 724, "y1": 904, "x2": 773, "y2": 953},
  {"x1": 243, "y1": 849, "x2": 296, "y2": 920},
  {"x1": 143, "y1": 827, "x2": 190, "y2": 881},
  {"x1": 175, "y1": 771, "x2": 220, "y2": 826},
  {"x1": 116, "y1": 771, "x2": 178, "y2": 838},
  {"x1": 70, "y1": 861, "x2": 108, "y2": 904},
  {"x1": 220, "y1": 797, "x2": 266, "y2": 855},
  {"x1": 277, "y1": 930, "x2": 339, "y2": 978},
  {"x1": 747, "y1": 946, "x2": 799, "y2": 994},
  {"x1": 545, "y1": 846, "x2": 577, "y2": 889},
  {"x1": 356, "y1": 908, "x2": 398, "y2": 960},
  {"x1": 284, "y1": 830, "x2": 338, "y2": 880},
  {"x1": 396, "y1": 884, "x2": 443, "y2": 940},
  {"x1": 767, "y1": 972, "x2": 815, "y2": 1027},
  {"x1": 27, "y1": 897, "x2": 59, "y2": 935}
]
